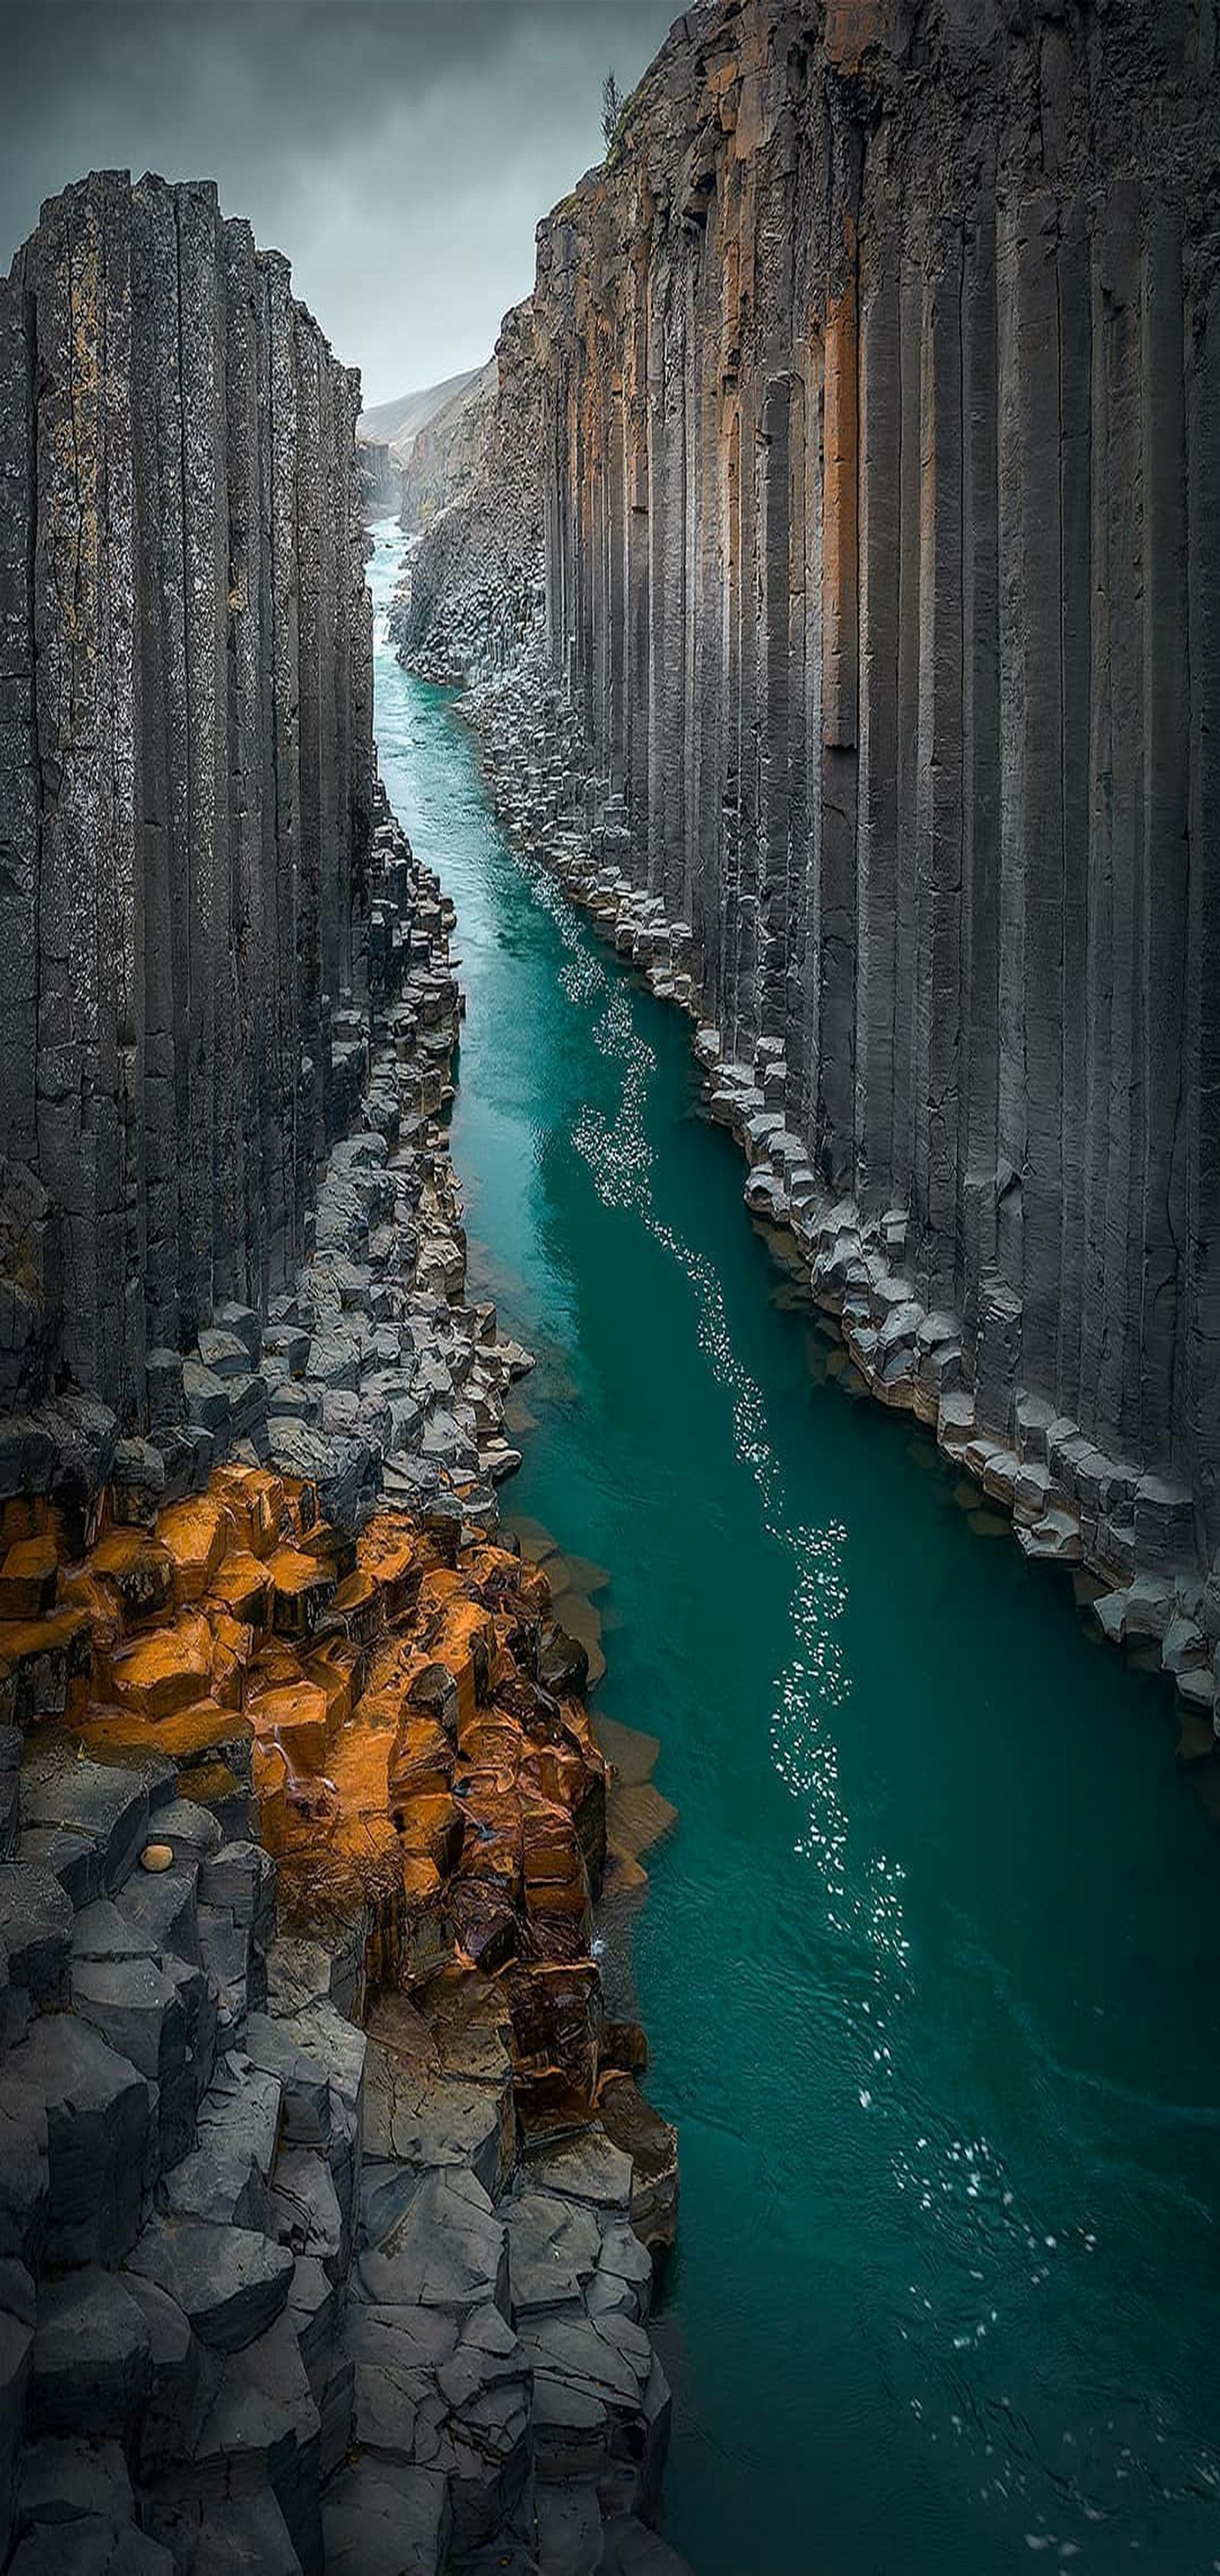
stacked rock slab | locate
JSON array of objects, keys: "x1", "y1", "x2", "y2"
[
  {"x1": 403, "y1": 0, "x2": 1220, "y2": 1618},
  {"x1": 0, "y1": 172, "x2": 374, "y2": 1431}
]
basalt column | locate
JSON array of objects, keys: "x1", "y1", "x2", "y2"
[
  {"x1": 0, "y1": 173, "x2": 374, "y2": 1431},
  {"x1": 525, "y1": 0, "x2": 1220, "y2": 1572}
]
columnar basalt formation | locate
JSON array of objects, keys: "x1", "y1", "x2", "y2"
[
  {"x1": 393, "y1": 303, "x2": 545, "y2": 685},
  {"x1": 0, "y1": 1453, "x2": 678, "y2": 2573},
  {"x1": 445, "y1": 0, "x2": 1220, "y2": 1602},
  {"x1": 0, "y1": 757, "x2": 683, "y2": 2572},
  {"x1": 355, "y1": 435, "x2": 402, "y2": 516},
  {"x1": 396, "y1": 358, "x2": 497, "y2": 538},
  {"x1": 0, "y1": 174, "x2": 374, "y2": 1434},
  {"x1": 0, "y1": 173, "x2": 685, "y2": 2574}
]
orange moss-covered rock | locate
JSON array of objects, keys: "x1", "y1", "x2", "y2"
[
  {"x1": 0, "y1": 1604, "x2": 93, "y2": 1681},
  {"x1": 518, "y1": 1738, "x2": 590, "y2": 1814},
  {"x1": 458, "y1": 1714, "x2": 525, "y2": 1778},
  {"x1": 0, "y1": 1534, "x2": 59, "y2": 1619},
  {"x1": 210, "y1": 1464, "x2": 286, "y2": 1560},
  {"x1": 253, "y1": 1739, "x2": 291, "y2": 1851},
  {"x1": 0, "y1": 1497, "x2": 50, "y2": 1548},
  {"x1": 205, "y1": 1611, "x2": 255, "y2": 1709},
  {"x1": 358, "y1": 1521, "x2": 423, "y2": 1620},
  {"x1": 274, "y1": 1475, "x2": 316, "y2": 1539},
  {"x1": 181, "y1": 1755, "x2": 249, "y2": 1813},
  {"x1": 79, "y1": 1697, "x2": 253, "y2": 1768},
  {"x1": 246, "y1": 1639, "x2": 307, "y2": 1699},
  {"x1": 305, "y1": 1641, "x2": 360, "y2": 1734},
  {"x1": 520, "y1": 1804, "x2": 592, "y2": 1954},
  {"x1": 387, "y1": 1714, "x2": 455, "y2": 1807},
  {"x1": 401, "y1": 1853, "x2": 445, "y2": 1911},
  {"x1": 396, "y1": 1791, "x2": 465, "y2": 1876},
  {"x1": 297, "y1": 1518, "x2": 356, "y2": 1579},
  {"x1": 156, "y1": 1495, "x2": 234, "y2": 1601},
  {"x1": 325, "y1": 1569, "x2": 385, "y2": 1646},
  {"x1": 348, "y1": 1686, "x2": 409, "y2": 1740},
  {"x1": 89, "y1": 1528, "x2": 175, "y2": 1624},
  {"x1": 56, "y1": 1572, "x2": 122, "y2": 1682},
  {"x1": 324, "y1": 1699, "x2": 395, "y2": 1794},
  {"x1": 111, "y1": 1620, "x2": 213, "y2": 1720},
  {"x1": 267, "y1": 1547, "x2": 337, "y2": 1639},
  {"x1": 27, "y1": 1449, "x2": 623, "y2": 2138},
  {"x1": 248, "y1": 1681, "x2": 332, "y2": 1774},
  {"x1": 455, "y1": 1784, "x2": 524, "y2": 1902},
  {"x1": 207, "y1": 1549, "x2": 273, "y2": 1625},
  {"x1": 419, "y1": 1592, "x2": 494, "y2": 1730}
]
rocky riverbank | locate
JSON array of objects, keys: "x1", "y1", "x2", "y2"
[{"x1": 0, "y1": 782, "x2": 687, "y2": 2576}]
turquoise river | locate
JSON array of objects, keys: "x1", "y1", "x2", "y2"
[{"x1": 369, "y1": 522, "x2": 1220, "y2": 2576}]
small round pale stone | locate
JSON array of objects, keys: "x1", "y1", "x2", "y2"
[{"x1": 140, "y1": 1842, "x2": 174, "y2": 1873}]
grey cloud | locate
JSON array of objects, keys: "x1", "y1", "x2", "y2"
[{"x1": 0, "y1": 0, "x2": 677, "y2": 400}]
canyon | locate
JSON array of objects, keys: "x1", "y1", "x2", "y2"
[
  {"x1": 407, "y1": 0, "x2": 1220, "y2": 1630},
  {"x1": 0, "y1": 178, "x2": 682, "y2": 2576},
  {"x1": 0, "y1": 0, "x2": 1218, "y2": 2571}
]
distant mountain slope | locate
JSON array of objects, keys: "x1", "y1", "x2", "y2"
[{"x1": 357, "y1": 368, "x2": 480, "y2": 461}]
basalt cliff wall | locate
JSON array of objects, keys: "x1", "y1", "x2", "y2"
[
  {"x1": 0, "y1": 172, "x2": 374, "y2": 1435},
  {"x1": 463, "y1": 0, "x2": 1220, "y2": 1577},
  {"x1": 394, "y1": 301, "x2": 544, "y2": 683},
  {"x1": 355, "y1": 432, "x2": 401, "y2": 514},
  {"x1": 397, "y1": 357, "x2": 497, "y2": 536}
]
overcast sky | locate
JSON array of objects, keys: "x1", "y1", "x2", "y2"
[{"x1": 0, "y1": 0, "x2": 677, "y2": 405}]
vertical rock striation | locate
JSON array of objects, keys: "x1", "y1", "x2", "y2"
[
  {"x1": 467, "y1": 0, "x2": 1219, "y2": 1579},
  {"x1": 393, "y1": 303, "x2": 545, "y2": 684},
  {"x1": 355, "y1": 432, "x2": 401, "y2": 514},
  {"x1": 0, "y1": 173, "x2": 373, "y2": 1431},
  {"x1": 396, "y1": 357, "x2": 498, "y2": 537}
]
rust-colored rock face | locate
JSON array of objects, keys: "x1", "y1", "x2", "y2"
[
  {"x1": 0, "y1": 175, "x2": 375, "y2": 1422},
  {"x1": 2, "y1": 1457, "x2": 613, "y2": 2126},
  {"x1": 506, "y1": 0, "x2": 1219, "y2": 1566}
]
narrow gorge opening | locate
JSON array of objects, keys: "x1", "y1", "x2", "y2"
[{"x1": 0, "y1": 6, "x2": 1217, "y2": 2575}]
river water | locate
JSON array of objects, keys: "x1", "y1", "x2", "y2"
[{"x1": 368, "y1": 522, "x2": 1220, "y2": 2576}]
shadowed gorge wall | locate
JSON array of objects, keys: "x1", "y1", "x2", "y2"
[
  {"x1": 0, "y1": 172, "x2": 374, "y2": 1427},
  {"x1": 520, "y1": 0, "x2": 1220, "y2": 1569}
]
